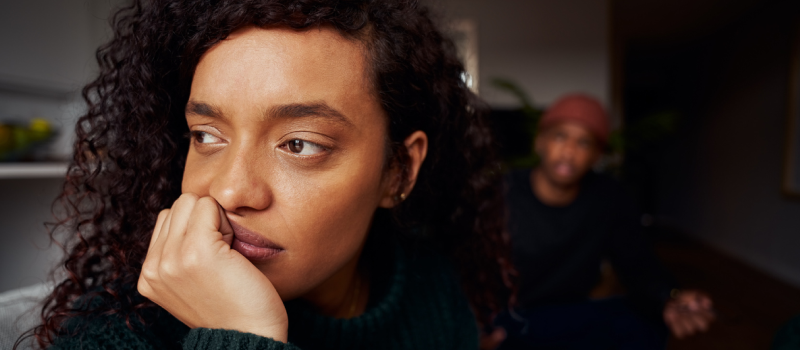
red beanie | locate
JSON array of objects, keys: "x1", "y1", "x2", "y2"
[{"x1": 539, "y1": 93, "x2": 609, "y2": 146}]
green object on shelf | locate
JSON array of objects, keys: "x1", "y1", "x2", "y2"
[
  {"x1": 29, "y1": 118, "x2": 52, "y2": 142},
  {"x1": 0, "y1": 124, "x2": 11, "y2": 154},
  {"x1": 0, "y1": 118, "x2": 56, "y2": 161},
  {"x1": 12, "y1": 125, "x2": 30, "y2": 149}
]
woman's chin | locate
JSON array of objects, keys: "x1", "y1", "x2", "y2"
[{"x1": 256, "y1": 270, "x2": 315, "y2": 302}]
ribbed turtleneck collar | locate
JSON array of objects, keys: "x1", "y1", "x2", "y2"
[{"x1": 283, "y1": 247, "x2": 406, "y2": 349}]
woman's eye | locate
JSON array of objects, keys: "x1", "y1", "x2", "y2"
[
  {"x1": 286, "y1": 139, "x2": 325, "y2": 156},
  {"x1": 192, "y1": 131, "x2": 222, "y2": 144}
]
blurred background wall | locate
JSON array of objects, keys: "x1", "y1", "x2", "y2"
[
  {"x1": 654, "y1": 3, "x2": 800, "y2": 286},
  {"x1": 617, "y1": 0, "x2": 800, "y2": 288},
  {"x1": 0, "y1": 0, "x2": 123, "y2": 292},
  {"x1": 429, "y1": 0, "x2": 611, "y2": 116}
]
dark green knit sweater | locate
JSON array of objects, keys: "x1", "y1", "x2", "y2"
[{"x1": 50, "y1": 249, "x2": 479, "y2": 350}]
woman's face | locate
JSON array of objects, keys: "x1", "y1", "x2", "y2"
[{"x1": 182, "y1": 26, "x2": 391, "y2": 300}]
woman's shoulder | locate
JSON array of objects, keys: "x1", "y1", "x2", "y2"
[
  {"x1": 407, "y1": 248, "x2": 479, "y2": 344},
  {"x1": 365, "y1": 236, "x2": 467, "y2": 306},
  {"x1": 399, "y1": 248, "x2": 479, "y2": 327},
  {"x1": 47, "y1": 290, "x2": 184, "y2": 349},
  {"x1": 51, "y1": 305, "x2": 296, "y2": 350},
  {"x1": 346, "y1": 244, "x2": 473, "y2": 321},
  {"x1": 402, "y1": 248, "x2": 461, "y2": 287},
  {"x1": 49, "y1": 311, "x2": 161, "y2": 350}
]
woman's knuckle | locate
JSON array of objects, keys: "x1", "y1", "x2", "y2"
[
  {"x1": 181, "y1": 251, "x2": 201, "y2": 270},
  {"x1": 141, "y1": 263, "x2": 157, "y2": 280},
  {"x1": 196, "y1": 196, "x2": 215, "y2": 207},
  {"x1": 160, "y1": 260, "x2": 179, "y2": 277},
  {"x1": 178, "y1": 193, "x2": 200, "y2": 205},
  {"x1": 196, "y1": 197, "x2": 218, "y2": 213},
  {"x1": 137, "y1": 279, "x2": 151, "y2": 296}
]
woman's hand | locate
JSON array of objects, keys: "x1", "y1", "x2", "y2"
[{"x1": 137, "y1": 194, "x2": 288, "y2": 342}]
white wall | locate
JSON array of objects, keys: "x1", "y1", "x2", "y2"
[
  {"x1": 0, "y1": 0, "x2": 120, "y2": 158},
  {"x1": 0, "y1": 0, "x2": 116, "y2": 88},
  {"x1": 428, "y1": 0, "x2": 610, "y2": 110},
  {"x1": 0, "y1": 0, "x2": 122, "y2": 293},
  {"x1": 0, "y1": 179, "x2": 65, "y2": 292}
]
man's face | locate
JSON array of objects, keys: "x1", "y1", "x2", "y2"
[{"x1": 536, "y1": 122, "x2": 600, "y2": 187}]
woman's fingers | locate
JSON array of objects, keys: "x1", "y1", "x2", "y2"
[
  {"x1": 138, "y1": 194, "x2": 289, "y2": 341},
  {"x1": 185, "y1": 197, "x2": 238, "y2": 261},
  {"x1": 142, "y1": 209, "x2": 172, "y2": 277},
  {"x1": 140, "y1": 209, "x2": 170, "y2": 299},
  {"x1": 161, "y1": 194, "x2": 200, "y2": 261},
  {"x1": 149, "y1": 209, "x2": 170, "y2": 250},
  {"x1": 137, "y1": 272, "x2": 154, "y2": 298},
  {"x1": 179, "y1": 197, "x2": 228, "y2": 270},
  {"x1": 141, "y1": 194, "x2": 201, "y2": 297},
  {"x1": 150, "y1": 209, "x2": 173, "y2": 263},
  {"x1": 218, "y1": 202, "x2": 234, "y2": 246}
]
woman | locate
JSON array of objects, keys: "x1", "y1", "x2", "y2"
[{"x1": 21, "y1": 0, "x2": 514, "y2": 349}]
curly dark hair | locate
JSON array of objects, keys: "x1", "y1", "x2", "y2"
[{"x1": 22, "y1": 0, "x2": 516, "y2": 347}]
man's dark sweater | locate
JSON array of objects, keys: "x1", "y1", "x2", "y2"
[
  {"x1": 505, "y1": 169, "x2": 675, "y2": 315},
  {"x1": 49, "y1": 248, "x2": 478, "y2": 350}
]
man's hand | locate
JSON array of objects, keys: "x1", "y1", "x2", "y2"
[
  {"x1": 480, "y1": 327, "x2": 507, "y2": 350},
  {"x1": 663, "y1": 289, "x2": 715, "y2": 339},
  {"x1": 137, "y1": 194, "x2": 288, "y2": 342}
]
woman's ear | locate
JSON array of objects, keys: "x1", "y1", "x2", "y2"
[{"x1": 379, "y1": 131, "x2": 428, "y2": 208}]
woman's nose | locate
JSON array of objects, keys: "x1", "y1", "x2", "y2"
[{"x1": 208, "y1": 151, "x2": 273, "y2": 214}]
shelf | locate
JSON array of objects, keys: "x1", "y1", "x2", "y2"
[
  {"x1": 0, "y1": 74, "x2": 76, "y2": 100},
  {"x1": 0, "y1": 162, "x2": 68, "y2": 179}
]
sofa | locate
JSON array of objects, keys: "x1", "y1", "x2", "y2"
[{"x1": 0, "y1": 284, "x2": 51, "y2": 350}]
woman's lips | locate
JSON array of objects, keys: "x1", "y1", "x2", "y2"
[{"x1": 228, "y1": 221, "x2": 284, "y2": 261}]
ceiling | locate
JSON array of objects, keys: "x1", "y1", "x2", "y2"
[{"x1": 612, "y1": 0, "x2": 767, "y2": 48}]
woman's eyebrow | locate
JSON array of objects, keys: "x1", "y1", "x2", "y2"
[
  {"x1": 185, "y1": 100, "x2": 354, "y2": 127},
  {"x1": 185, "y1": 101, "x2": 225, "y2": 120},
  {"x1": 267, "y1": 102, "x2": 354, "y2": 127}
]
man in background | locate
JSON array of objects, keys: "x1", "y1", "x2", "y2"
[{"x1": 498, "y1": 94, "x2": 714, "y2": 349}]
